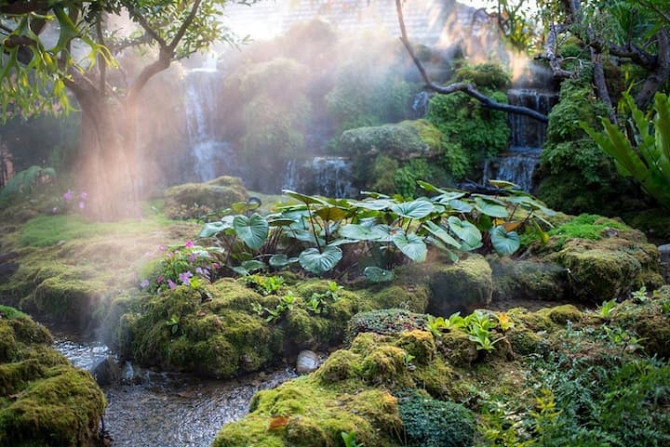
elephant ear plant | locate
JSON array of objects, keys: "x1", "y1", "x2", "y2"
[
  {"x1": 582, "y1": 92, "x2": 670, "y2": 209},
  {"x1": 197, "y1": 181, "x2": 555, "y2": 279}
]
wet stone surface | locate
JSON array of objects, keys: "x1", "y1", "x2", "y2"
[{"x1": 54, "y1": 338, "x2": 297, "y2": 447}]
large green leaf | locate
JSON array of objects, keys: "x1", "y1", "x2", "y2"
[
  {"x1": 198, "y1": 215, "x2": 235, "y2": 238},
  {"x1": 350, "y1": 199, "x2": 393, "y2": 211},
  {"x1": 233, "y1": 214, "x2": 269, "y2": 250},
  {"x1": 488, "y1": 179, "x2": 519, "y2": 189},
  {"x1": 269, "y1": 254, "x2": 299, "y2": 268},
  {"x1": 423, "y1": 221, "x2": 460, "y2": 249},
  {"x1": 446, "y1": 199, "x2": 473, "y2": 213},
  {"x1": 364, "y1": 266, "x2": 394, "y2": 283},
  {"x1": 447, "y1": 216, "x2": 482, "y2": 247},
  {"x1": 390, "y1": 199, "x2": 434, "y2": 219},
  {"x1": 474, "y1": 197, "x2": 508, "y2": 218},
  {"x1": 392, "y1": 232, "x2": 427, "y2": 262},
  {"x1": 282, "y1": 190, "x2": 330, "y2": 206},
  {"x1": 314, "y1": 206, "x2": 350, "y2": 222},
  {"x1": 340, "y1": 224, "x2": 375, "y2": 241},
  {"x1": 299, "y1": 246, "x2": 343, "y2": 275},
  {"x1": 490, "y1": 225, "x2": 520, "y2": 255}
]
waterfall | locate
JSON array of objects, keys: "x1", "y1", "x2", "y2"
[
  {"x1": 184, "y1": 68, "x2": 232, "y2": 182},
  {"x1": 282, "y1": 157, "x2": 357, "y2": 197},
  {"x1": 412, "y1": 91, "x2": 431, "y2": 118},
  {"x1": 485, "y1": 89, "x2": 558, "y2": 192}
]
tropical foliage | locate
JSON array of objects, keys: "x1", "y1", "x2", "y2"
[
  {"x1": 197, "y1": 180, "x2": 554, "y2": 278},
  {"x1": 583, "y1": 92, "x2": 670, "y2": 209}
]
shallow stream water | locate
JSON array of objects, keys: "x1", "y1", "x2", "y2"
[{"x1": 53, "y1": 336, "x2": 296, "y2": 447}]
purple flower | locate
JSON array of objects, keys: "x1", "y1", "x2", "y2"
[
  {"x1": 178, "y1": 271, "x2": 193, "y2": 286},
  {"x1": 140, "y1": 279, "x2": 150, "y2": 289},
  {"x1": 212, "y1": 262, "x2": 220, "y2": 270},
  {"x1": 188, "y1": 253, "x2": 197, "y2": 263},
  {"x1": 63, "y1": 189, "x2": 73, "y2": 201},
  {"x1": 168, "y1": 279, "x2": 177, "y2": 290},
  {"x1": 185, "y1": 240, "x2": 194, "y2": 249},
  {"x1": 195, "y1": 267, "x2": 203, "y2": 275},
  {"x1": 79, "y1": 201, "x2": 85, "y2": 209},
  {"x1": 80, "y1": 192, "x2": 88, "y2": 200},
  {"x1": 157, "y1": 275, "x2": 164, "y2": 284},
  {"x1": 158, "y1": 245, "x2": 167, "y2": 252}
]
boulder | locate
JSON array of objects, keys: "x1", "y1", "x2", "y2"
[{"x1": 163, "y1": 176, "x2": 249, "y2": 220}]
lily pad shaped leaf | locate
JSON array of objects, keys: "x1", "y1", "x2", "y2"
[
  {"x1": 392, "y1": 232, "x2": 427, "y2": 262},
  {"x1": 488, "y1": 179, "x2": 519, "y2": 189},
  {"x1": 364, "y1": 266, "x2": 394, "y2": 283},
  {"x1": 390, "y1": 199, "x2": 434, "y2": 219},
  {"x1": 474, "y1": 197, "x2": 509, "y2": 218},
  {"x1": 490, "y1": 225, "x2": 521, "y2": 255},
  {"x1": 233, "y1": 213, "x2": 269, "y2": 250},
  {"x1": 340, "y1": 224, "x2": 383, "y2": 241},
  {"x1": 269, "y1": 254, "x2": 299, "y2": 268},
  {"x1": 447, "y1": 216, "x2": 482, "y2": 247},
  {"x1": 282, "y1": 190, "x2": 330, "y2": 206},
  {"x1": 423, "y1": 221, "x2": 460, "y2": 249},
  {"x1": 299, "y1": 246, "x2": 343, "y2": 275}
]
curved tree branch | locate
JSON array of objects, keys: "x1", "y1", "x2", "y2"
[{"x1": 394, "y1": 0, "x2": 548, "y2": 123}]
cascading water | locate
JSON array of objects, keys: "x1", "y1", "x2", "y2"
[
  {"x1": 282, "y1": 157, "x2": 357, "y2": 197},
  {"x1": 184, "y1": 64, "x2": 232, "y2": 182},
  {"x1": 411, "y1": 91, "x2": 431, "y2": 118},
  {"x1": 484, "y1": 89, "x2": 559, "y2": 192}
]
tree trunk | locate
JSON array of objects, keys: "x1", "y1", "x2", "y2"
[{"x1": 75, "y1": 91, "x2": 140, "y2": 221}]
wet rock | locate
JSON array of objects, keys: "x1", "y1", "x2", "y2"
[
  {"x1": 659, "y1": 244, "x2": 670, "y2": 263},
  {"x1": 296, "y1": 350, "x2": 319, "y2": 375},
  {"x1": 92, "y1": 356, "x2": 122, "y2": 386},
  {"x1": 0, "y1": 251, "x2": 18, "y2": 282}
]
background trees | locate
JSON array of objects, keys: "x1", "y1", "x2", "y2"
[{"x1": 0, "y1": 0, "x2": 245, "y2": 219}]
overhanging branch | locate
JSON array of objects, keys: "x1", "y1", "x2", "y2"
[{"x1": 394, "y1": 0, "x2": 548, "y2": 123}]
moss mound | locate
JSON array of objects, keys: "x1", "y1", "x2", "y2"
[
  {"x1": 534, "y1": 214, "x2": 664, "y2": 304},
  {"x1": 0, "y1": 307, "x2": 106, "y2": 447},
  {"x1": 163, "y1": 176, "x2": 249, "y2": 220},
  {"x1": 123, "y1": 278, "x2": 430, "y2": 377}
]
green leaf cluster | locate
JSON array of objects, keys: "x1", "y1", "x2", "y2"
[{"x1": 583, "y1": 92, "x2": 670, "y2": 209}]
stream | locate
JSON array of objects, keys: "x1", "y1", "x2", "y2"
[{"x1": 53, "y1": 335, "x2": 296, "y2": 447}]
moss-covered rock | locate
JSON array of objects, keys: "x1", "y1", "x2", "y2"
[
  {"x1": 613, "y1": 286, "x2": 670, "y2": 358},
  {"x1": 424, "y1": 255, "x2": 493, "y2": 316},
  {"x1": 0, "y1": 307, "x2": 106, "y2": 447},
  {"x1": 163, "y1": 176, "x2": 249, "y2": 220},
  {"x1": 537, "y1": 214, "x2": 664, "y2": 303},
  {"x1": 490, "y1": 257, "x2": 568, "y2": 302}
]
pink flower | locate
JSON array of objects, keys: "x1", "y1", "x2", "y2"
[
  {"x1": 158, "y1": 245, "x2": 167, "y2": 252},
  {"x1": 144, "y1": 251, "x2": 152, "y2": 257},
  {"x1": 185, "y1": 240, "x2": 194, "y2": 249},
  {"x1": 80, "y1": 192, "x2": 88, "y2": 200},
  {"x1": 79, "y1": 201, "x2": 85, "y2": 209},
  {"x1": 212, "y1": 262, "x2": 220, "y2": 270},
  {"x1": 157, "y1": 275, "x2": 164, "y2": 284},
  {"x1": 63, "y1": 190, "x2": 73, "y2": 201}
]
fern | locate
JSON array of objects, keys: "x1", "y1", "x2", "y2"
[{"x1": 0, "y1": 165, "x2": 56, "y2": 204}]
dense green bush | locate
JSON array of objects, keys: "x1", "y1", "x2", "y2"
[
  {"x1": 426, "y1": 65, "x2": 510, "y2": 178},
  {"x1": 537, "y1": 80, "x2": 642, "y2": 214},
  {"x1": 397, "y1": 391, "x2": 475, "y2": 447}
]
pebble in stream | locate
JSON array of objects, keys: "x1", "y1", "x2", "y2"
[{"x1": 54, "y1": 338, "x2": 297, "y2": 447}]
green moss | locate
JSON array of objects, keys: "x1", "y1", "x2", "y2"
[
  {"x1": 438, "y1": 330, "x2": 478, "y2": 366},
  {"x1": 315, "y1": 350, "x2": 361, "y2": 384},
  {"x1": 360, "y1": 345, "x2": 410, "y2": 385},
  {"x1": 411, "y1": 356, "x2": 461, "y2": 400},
  {"x1": 30, "y1": 277, "x2": 104, "y2": 324},
  {"x1": 0, "y1": 308, "x2": 105, "y2": 447},
  {"x1": 490, "y1": 257, "x2": 568, "y2": 302},
  {"x1": 546, "y1": 305, "x2": 583, "y2": 325},
  {"x1": 361, "y1": 285, "x2": 429, "y2": 313},
  {"x1": 454, "y1": 63, "x2": 511, "y2": 90},
  {"x1": 507, "y1": 328, "x2": 548, "y2": 356},
  {"x1": 424, "y1": 255, "x2": 493, "y2": 316},
  {"x1": 163, "y1": 177, "x2": 249, "y2": 220},
  {"x1": 395, "y1": 330, "x2": 435, "y2": 365},
  {"x1": 624, "y1": 208, "x2": 670, "y2": 241},
  {"x1": 548, "y1": 214, "x2": 630, "y2": 244}
]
